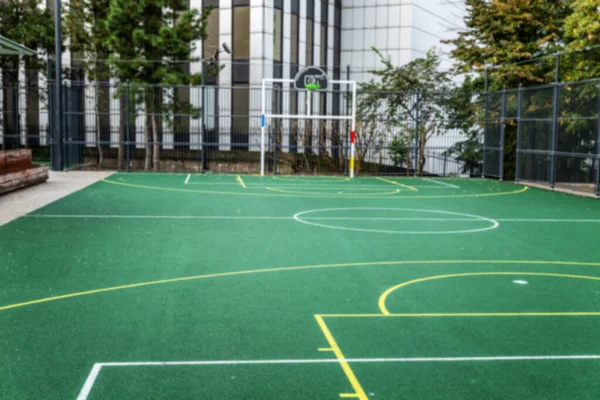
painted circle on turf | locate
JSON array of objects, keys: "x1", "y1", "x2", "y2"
[
  {"x1": 266, "y1": 186, "x2": 401, "y2": 196},
  {"x1": 293, "y1": 208, "x2": 499, "y2": 234}
]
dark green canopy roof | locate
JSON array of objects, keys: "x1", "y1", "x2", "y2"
[{"x1": 0, "y1": 35, "x2": 36, "y2": 56}]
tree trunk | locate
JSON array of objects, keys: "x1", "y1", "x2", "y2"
[
  {"x1": 418, "y1": 127, "x2": 428, "y2": 175},
  {"x1": 144, "y1": 91, "x2": 152, "y2": 170},
  {"x1": 117, "y1": 94, "x2": 125, "y2": 171},
  {"x1": 95, "y1": 85, "x2": 104, "y2": 167},
  {"x1": 152, "y1": 87, "x2": 161, "y2": 172},
  {"x1": 144, "y1": 116, "x2": 152, "y2": 171},
  {"x1": 152, "y1": 112, "x2": 160, "y2": 171}
]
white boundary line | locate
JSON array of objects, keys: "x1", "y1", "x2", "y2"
[
  {"x1": 26, "y1": 215, "x2": 293, "y2": 220},
  {"x1": 421, "y1": 177, "x2": 460, "y2": 189},
  {"x1": 77, "y1": 355, "x2": 600, "y2": 399},
  {"x1": 24, "y1": 215, "x2": 600, "y2": 223},
  {"x1": 184, "y1": 174, "x2": 191, "y2": 185},
  {"x1": 77, "y1": 364, "x2": 103, "y2": 400}
]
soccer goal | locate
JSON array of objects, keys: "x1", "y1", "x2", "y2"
[{"x1": 260, "y1": 66, "x2": 357, "y2": 177}]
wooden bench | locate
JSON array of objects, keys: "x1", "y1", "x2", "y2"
[{"x1": 0, "y1": 149, "x2": 49, "y2": 195}]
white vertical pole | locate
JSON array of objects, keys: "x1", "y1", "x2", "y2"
[
  {"x1": 350, "y1": 82, "x2": 357, "y2": 178},
  {"x1": 260, "y1": 79, "x2": 266, "y2": 176}
]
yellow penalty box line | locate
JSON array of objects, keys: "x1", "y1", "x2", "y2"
[
  {"x1": 314, "y1": 315, "x2": 368, "y2": 400},
  {"x1": 318, "y1": 312, "x2": 600, "y2": 318},
  {"x1": 375, "y1": 176, "x2": 418, "y2": 191},
  {"x1": 236, "y1": 175, "x2": 247, "y2": 189},
  {"x1": 378, "y1": 271, "x2": 600, "y2": 315}
]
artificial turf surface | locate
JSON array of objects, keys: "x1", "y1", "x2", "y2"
[{"x1": 1, "y1": 174, "x2": 600, "y2": 399}]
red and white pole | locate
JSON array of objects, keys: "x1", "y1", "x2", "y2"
[
  {"x1": 350, "y1": 130, "x2": 355, "y2": 178},
  {"x1": 350, "y1": 82, "x2": 357, "y2": 178}
]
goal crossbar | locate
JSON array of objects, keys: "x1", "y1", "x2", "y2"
[{"x1": 260, "y1": 77, "x2": 357, "y2": 177}]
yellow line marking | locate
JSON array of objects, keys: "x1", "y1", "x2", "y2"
[
  {"x1": 3, "y1": 260, "x2": 600, "y2": 313},
  {"x1": 100, "y1": 177, "x2": 529, "y2": 200},
  {"x1": 318, "y1": 347, "x2": 334, "y2": 352},
  {"x1": 315, "y1": 315, "x2": 368, "y2": 400},
  {"x1": 375, "y1": 176, "x2": 418, "y2": 191},
  {"x1": 319, "y1": 312, "x2": 600, "y2": 318},
  {"x1": 273, "y1": 175, "x2": 350, "y2": 182},
  {"x1": 236, "y1": 175, "x2": 247, "y2": 189},
  {"x1": 379, "y1": 272, "x2": 600, "y2": 315},
  {"x1": 340, "y1": 394, "x2": 361, "y2": 398},
  {"x1": 265, "y1": 186, "x2": 401, "y2": 196}
]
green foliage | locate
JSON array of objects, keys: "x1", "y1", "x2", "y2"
[
  {"x1": 105, "y1": 0, "x2": 210, "y2": 85},
  {"x1": 446, "y1": 0, "x2": 600, "y2": 178},
  {"x1": 389, "y1": 136, "x2": 409, "y2": 167},
  {"x1": 0, "y1": 0, "x2": 54, "y2": 72},
  {"x1": 357, "y1": 48, "x2": 461, "y2": 174},
  {"x1": 445, "y1": 0, "x2": 570, "y2": 90},
  {"x1": 564, "y1": 0, "x2": 600, "y2": 80}
]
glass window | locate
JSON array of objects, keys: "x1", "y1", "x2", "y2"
[
  {"x1": 273, "y1": 8, "x2": 283, "y2": 62},
  {"x1": 291, "y1": 14, "x2": 299, "y2": 65},
  {"x1": 203, "y1": 9, "x2": 220, "y2": 60},
  {"x1": 233, "y1": 7, "x2": 250, "y2": 60},
  {"x1": 232, "y1": 85, "x2": 249, "y2": 134},
  {"x1": 320, "y1": 25, "x2": 327, "y2": 67},
  {"x1": 306, "y1": 19, "x2": 313, "y2": 66}
]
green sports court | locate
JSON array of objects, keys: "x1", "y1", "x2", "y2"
[{"x1": 2, "y1": 174, "x2": 600, "y2": 399}]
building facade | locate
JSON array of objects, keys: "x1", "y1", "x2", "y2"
[{"x1": 1, "y1": 0, "x2": 466, "y2": 166}]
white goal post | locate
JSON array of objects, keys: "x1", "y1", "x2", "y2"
[{"x1": 260, "y1": 73, "x2": 357, "y2": 178}]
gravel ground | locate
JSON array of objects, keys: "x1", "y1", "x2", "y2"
[{"x1": 0, "y1": 170, "x2": 114, "y2": 226}]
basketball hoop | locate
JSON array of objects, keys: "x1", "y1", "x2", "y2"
[{"x1": 294, "y1": 66, "x2": 329, "y2": 92}]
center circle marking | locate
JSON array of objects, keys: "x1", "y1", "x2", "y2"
[{"x1": 293, "y1": 207, "x2": 499, "y2": 234}]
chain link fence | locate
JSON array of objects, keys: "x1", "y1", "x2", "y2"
[{"x1": 485, "y1": 78, "x2": 600, "y2": 196}]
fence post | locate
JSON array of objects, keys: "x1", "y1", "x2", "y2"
[
  {"x1": 273, "y1": 84, "x2": 279, "y2": 175},
  {"x1": 443, "y1": 153, "x2": 447, "y2": 177},
  {"x1": 13, "y1": 80, "x2": 20, "y2": 149},
  {"x1": 126, "y1": 81, "x2": 131, "y2": 172},
  {"x1": 515, "y1": 84, "x2": 523, "y2": 183},
  {"x1": 482, "y1": 67, "x2": 489, "y2": 178},
  {"x1": 201, "y1": 60, "x2": 206, "y2": 173},
  {"x1": 499, "y1": 85, "x2": 506, "y2": 181},
  {"x1": 414, "y1": 90, "x2": 421, "y2": 177},
  {"x1": 550, "y1": 53, "x2": 561, "y2": 190},
  {"x1": 49, "y1": 59, "x2": 62, "y2": 170},
  {"x1": 344, "y1": 64, "x2": 350, "y2": 175},
  {"x1": 595, "y1": 85, "x2": 600, "y2": 198},
  {"x1": 47, "y1": 56, "x2": 54, "y2": 154}
]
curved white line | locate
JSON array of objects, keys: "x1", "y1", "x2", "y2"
[{"x1": 293, "y1": 207, "x2": 499, "y2": 235}]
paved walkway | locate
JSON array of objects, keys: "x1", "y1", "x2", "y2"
[{"x1": 0, "y1": 170, "x2": 114, "y2": 226}]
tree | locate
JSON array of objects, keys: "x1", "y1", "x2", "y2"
[
  {"x1": 65, "y1": 0, "x2": 113, "y2": 167},
  {"x1": 445, "y1": 0, "x2": 570, "y2": 90},
  {"x1": 0, "y1": 0, "x2": 54, "y2": 149},
  {"x1": 564, "y1": 0, "x2": 600, "y2": 80},
  {"x1": 105, "y1": 0, "x2": 210, "y2": 170},
  {"x1": 357, "y1": 48, "x2": 458, "y2": 175}
]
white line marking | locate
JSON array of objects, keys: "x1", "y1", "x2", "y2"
[
  {"x1": 293, "y1": 208, "x2": 499, "y2": 235},
  {"x1": 496, "y1": 219, "x2": 600, "y2": 222},
  {"x1": 26, "y1": 215, "x2": 292, "y2": 220},
  {"x1": 76, "y1": 355, "x2": 600, "y2": 399},
  {"x1": 513, "y1": 280, "x2": 529, "y2": 285},
  {"x1": 92, "y1": 354, "x2": 600, "y2": 368},
  {"x1": 421, "y1": 177, "x2": 460, "y2": 189},
  {"x1": 24, "y1": 215, "x2": 600, "y2": 223},
  {"x1": 304, "y1": 217, "x2": 492, "y2": 221},
  {"x1": 76, "y1": 363, "x2": 103, "y2": 400},
  {"x1": 184, "y1": 174, "x2": 191, "y2": 184}
]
